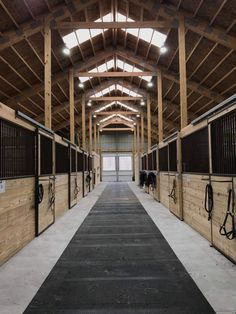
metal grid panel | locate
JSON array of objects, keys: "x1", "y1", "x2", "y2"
[
  {"x1": 211, "y1": 110, "x2": 236, "y2": 175},
  {"x1": 169, "y1": 140, "x2": 177, "y2": 172},
  {"x1": 40, "y1": 135, "x2": 53, "y2": 175},
  {"x1": 56, "y1": 142, "x2": 68, "y2": 174},
  {"x1": 159, "y1": 146, "x2": 168, "y2": 171},
  {"x1": 0, "y1": 119, "x2": 35, "y2": 179},
  {"x1": 182, "y1": 127, "x2": 209, "y2": 173}
]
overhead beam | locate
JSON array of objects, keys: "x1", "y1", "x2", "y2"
[
  {"x1": 0, "y1": 0, "x2": 98, "y2": 52},
  {"x1": 88, "y1": 96, "x2": 143, "y2": 101},
  {"x1": 129, "y1": 0, "x2": 236, "y2": 51},
  {"x1": 77, "y1": 71, "x2": 157, "y2": 77},
  {"x1": 100, "y1": 128, "x2": 134, "y2": 131},
  {"x1": 95, "y1": 111, "x2": 139, "y2": 115},
  {"x1": 116, "y1": 49, "x2": 224, "y2": 103},
  {"x1": 54, "y1": 20, "x2": 172, "y2": 29}
]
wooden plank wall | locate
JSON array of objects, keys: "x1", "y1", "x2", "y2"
[
  {"x1": 55, "y1": 174, "x2": 69, "y2": 219},
  {"x1": 0, "y1": 178, "x2": 35, "y2": 265},
  {"x1": 182, "y1": 174, "x2": 211, "y2": 241},
  {"x1": 159, "y1": 172, "x2": 170, "y2": 208},
  {"x1": 70, "y1": 174, "x2": 77, "y2": 208},
  {"x1": 93, "y1": 153, "x2": 101, "y2": 187}
]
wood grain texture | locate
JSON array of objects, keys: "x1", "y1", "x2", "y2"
[{"x1": 0, "y1": 178, "x2": 35, "y2": 265}]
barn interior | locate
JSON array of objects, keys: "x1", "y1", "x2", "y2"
[{"x1": 0, "y1": 0, "x2": 236, "y2": 313}]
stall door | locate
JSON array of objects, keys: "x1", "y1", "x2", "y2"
[{"x1": 102, "y1": 153, "x2": 133, "y2": 182}]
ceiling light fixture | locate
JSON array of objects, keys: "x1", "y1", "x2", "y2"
[
  {"x1": 63, "y1": 46, "x2": 70, "y2": 55},
  {"x1": 136, "y1": 114, "x2": 140, "y2": 118},
  {"x1": 147, "y1": 81, "x2": 153, "y2": 88},
  {"x1": 87, "y1": 101, "x2": 92, "y2": 107},
  {"x1": 160, "y1": 46, "x2": 168, "y2": 54},
  {"x1": 140, "y1": 100, "x2": 145, "y2": 106},
  {"x1": 78, "y1": 82, "x2": 84, "y2": 88},
  {"x1": 93, "y1": 114, "x2": 97, "y2": 118}
]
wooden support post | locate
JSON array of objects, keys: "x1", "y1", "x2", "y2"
[
  {"x1": 133, "y1": 127, "x2": 137, "y2": 154},
  {"x1": 97, "y1": 128, "x2": 100, "y2": 154},
  {"x1": 147, "y1": 95, "x2": 151, "y2": 150},
  {"x1": 178, "y1": 14, "x2": 188, "y2": 128},
  {"x1": 89, "y1": 112, "x2": 92, "y2": 153},
  {"x1": 157, "y1": 71, "x2": 163, "y2": 142},
  {"x1": 141, "y1": 113, "x2": 144, "y2": 153},
  {"x1": 94, "y1": 121, "x2": 97, "y2": 152},
  {"x1": 69, "y1": 69, "x2": 75, "y2": 143},
  {"x1": 137, "y1": 121, "x2": 140, "y2": 154},
  {"x1": 44, "y1": 17, "x2": 51, "y2": 129},
  {"x1": 82, "y1": 95, "x2": 86, "y2": 149}
]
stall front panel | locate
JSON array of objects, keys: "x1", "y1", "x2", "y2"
[
  {"x1": 0, "y1": 105, "x2": 36, "y2": 264},
  {"x1": 76, "y1": 149, "x2": 84, "y2": 201}
]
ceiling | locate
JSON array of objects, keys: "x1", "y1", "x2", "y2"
[{"x1": 0, "y1": 0, "x2": 236, "y2": 142}]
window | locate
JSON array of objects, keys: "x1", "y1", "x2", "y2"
[
  {"x1": 119, "y1": 156, "x2": 132, "y2": 170},
  {"x1": 103, "y1": 156, "x2": 116, "y2": 171},
  {"x1": 71, "y1": 148, "x2": 76, "y2": 173},
  {"x1": 148, "y1": 152, "x2": 153, "y2": 170}
]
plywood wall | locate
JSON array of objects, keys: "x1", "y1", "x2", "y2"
[
  {"x1": 55, "y1": 174, "x2": 68, "y2": 219},
  {"x1": 0, "y1": 178, "x2": 35, "y2": 265},
  {"x1": 38, "y1": 177, "x2": 54, "y2": 233},
  {"x1": 182, "y1": 174, "x2": 211, "y2": 241},
  {"x1": 159, "y1": 172, "x2": 169, "y2": 208}
]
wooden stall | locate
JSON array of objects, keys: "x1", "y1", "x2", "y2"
[
  {"x1": 69, "y1": 144, "x2": 77, "y2": 209},
  {"x1": 181, "y1": 99, "x2": 236, "y2": 262},
  {"x1": 0, "y1": 103, "x2": 35, "y2": 264}
]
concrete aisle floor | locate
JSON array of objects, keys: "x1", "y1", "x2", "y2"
[{"x1": 0, "y1": 182, "x2": 235, "y2": 314}]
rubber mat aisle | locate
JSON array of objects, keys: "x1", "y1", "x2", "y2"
[{"x1": 25, "y1": 183, "x2": 215, "y2": 314}]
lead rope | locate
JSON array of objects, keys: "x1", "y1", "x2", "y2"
[
  {"x1": 168, "y1": 179, "x2": 177, "y2": 204},
  {"x1": 204, "y1": 183, "x2": 214, "y2": 221},
  {"x1": 219, "y1": 189, "x2": 235, "y2": 240},
  {"x1": 74, "y1": 177, "x2": 80, "y2": 198},
  {"x1": 49, "y1": 177, "x2": 55, "y2": 210}
]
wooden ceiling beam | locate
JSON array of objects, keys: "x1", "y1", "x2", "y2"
[
  {"x1": 116, "y1": 49, "x2": 224, "y2": 103},
  {"x1": 5, "y1": 49, "x2": 114, "y2": 106},
  {"x1": 129, "y1": 0, "x2": 236, "y2": 51},
  {"x1": 77, "y1": 71, "x2": 157, "y2": 77},
  {"x1": 95, "y1": 111, "x2": 139, "y2": 115},
  {"x1": 89, "y1": 96, "x2": 143, "y2": 101},
  {"x1": 0, "y1": 0, "x2": 98, "y2": 52},
  {"x1": 53, "y1": 20, "x2": 172, "y2": 29},
  {"x1": 100, "y1": 128, "x2": 134, "y2": 131}
]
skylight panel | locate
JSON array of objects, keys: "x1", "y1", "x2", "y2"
[
  {"x1": 90, "y1": 84, "x2": 116, "y2": 98},
  {"x1": 99, "y1": 114, "x2": 116, "y2": 123},
  {"x1": 117, "y1": 114, "x2": 134, "y2": 122},
  {"x1": 117, "y1": 102, "x2": 138, "y2": 112},
  {"x1": 95, "y1": 102, "x2": 116, "y2": 113},
  {"x1": 116, "y1": 84, "x2": 141, "y2": 97},
  {"x1": 75, "y1": 29, "x2": 91, "y2": 44},
  {"x1": 124, "y1": 63, "x2": 134, "y2": 72},
  {"x1": 117, "y1": 59, "x2": 124, "y2": 70},
  {"x1": 118, "y1": 12, "x2": 167, "y2": 48},
  {"x1": 139, "y1": 28, "x2": 154, "y2": 43},
  {"x1": 63, "y1": 32, "x2": 77, "y2": 49},
  {"x1": 151, "y1": 30, "x2": 167, "y2": 48}
]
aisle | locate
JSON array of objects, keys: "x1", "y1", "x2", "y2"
[{"x1": 25, "y1": 183, "x2": 214, "y2": 314}]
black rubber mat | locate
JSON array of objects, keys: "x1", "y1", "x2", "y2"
[{"x1": 25, "y1": 183, "x2": 215, "y2": 314}]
